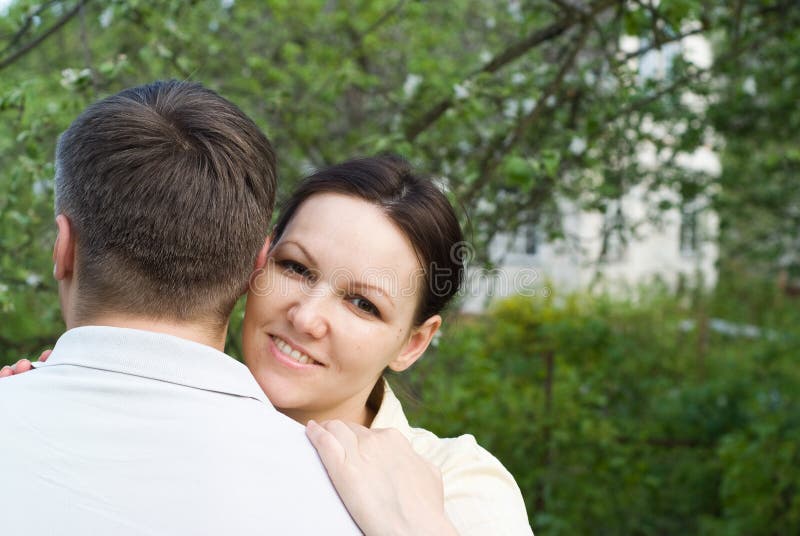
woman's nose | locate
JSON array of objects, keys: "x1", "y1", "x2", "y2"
[{"x1": 287, "y1": 294, "x2": 329, "y2": 339}]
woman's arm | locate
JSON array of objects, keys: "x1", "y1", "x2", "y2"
[
  {"x1": 431, "y1": 434, "x2": 534, "y2": 535},
  {"x1": 306, "y1": 419, "x2": 459, "y2": 536}
]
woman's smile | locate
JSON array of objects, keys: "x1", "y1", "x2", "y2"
[{"x1": 268, "y1": 334, "x2": 325, "y2": 368}]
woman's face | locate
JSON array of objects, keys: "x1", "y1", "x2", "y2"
[{"x1": 242, "y1": 193, "x2": 439, "y2": 425}]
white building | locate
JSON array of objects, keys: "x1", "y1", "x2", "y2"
[{"x1": 461, "y1": 34, "x2": 719, "y2": 313}]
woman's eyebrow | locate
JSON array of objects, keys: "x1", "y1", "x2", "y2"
[
  {"x1": 349, "y1": 281, "x2": 396, "y2": 310},
  {"x1": 276, "y1": 240, "x2": 318, "y2": 266}
]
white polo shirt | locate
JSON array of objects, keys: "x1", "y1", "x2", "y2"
[{"x1": 0, "y1": 326, "x2": 359, "y2": 535}]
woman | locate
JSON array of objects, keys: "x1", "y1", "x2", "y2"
[{"x1": 4, "y1": 155, "x2": 532, "y2": 535}]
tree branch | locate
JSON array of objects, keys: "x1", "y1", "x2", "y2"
[
  {"x1": 403, "y1": 0, "x2": 623, "y2": 142},
  {"x1": 463, "y1": 25, "x2": 591, "y2": 205},
  {"x1": 0, "y1": 0, "x2": 59, "y2": 55},
  {"x1": 621, "y1": 26, "x2": 706, "y2": 64},
  {"x1": 0, "y1": 0, "x2": 88, "y2": 72},
  {"x1": 362, "y1": 0, "x2": 407, "y2": 37},
  {"x1": 614, "y1": 21, "x2": 776, "y2": 122}
]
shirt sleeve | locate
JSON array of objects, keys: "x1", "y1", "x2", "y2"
[{"x1": 437, "y1": 435, "x2": 534, "y2": 536}]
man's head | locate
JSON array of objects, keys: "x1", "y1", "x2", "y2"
[{"x1": 53, "y1": 80, "x2": 275, "y2": 329}]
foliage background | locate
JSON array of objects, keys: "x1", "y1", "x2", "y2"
[{"x1": 2, "y1": 0, "x2": 800, "y2": 533}]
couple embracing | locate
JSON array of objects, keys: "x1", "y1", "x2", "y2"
[{"x1": 0, "y1": 81, "x2": 532, "y2": 535}]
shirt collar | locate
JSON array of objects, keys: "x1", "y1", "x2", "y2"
[{"x1": 34, "y1": 326, "x2": 271, "y2": 405}]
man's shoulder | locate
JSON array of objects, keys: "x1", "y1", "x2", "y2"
[
  {"x1": 0, "y1": 364, "x2": 361, "y2": 534},
  {"x1": 0, "y1": 366, "x2": 54, "y2": 399}
]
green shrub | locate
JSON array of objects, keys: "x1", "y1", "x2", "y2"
[{"x1": 404, "y1": 289, "x2": 800, "y2": 534}]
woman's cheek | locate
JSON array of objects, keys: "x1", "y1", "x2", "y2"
[{"x1": 248, "y1": 268, "x2": 274, "y2": 301}]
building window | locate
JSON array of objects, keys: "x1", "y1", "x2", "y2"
[
  {"x1": 680, "y1": 208, "x2": 699, "y2": 256},
  {"x1": 524, "y1": 225, "x2": 538, "y2": 255},
  {"x1": 600, "y1": 204, "x2": 626, "y2": 263}
]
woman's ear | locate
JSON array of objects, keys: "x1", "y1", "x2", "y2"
[
  {"x1": 388, "y1": 315, "x2": 442, "y2": 372},
  {"x1": 53, "y1": 214, "x2": 75, "y2": 281}
]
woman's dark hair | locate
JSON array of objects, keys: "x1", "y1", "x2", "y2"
[{"x1": 272, "y1": 155, "x2": 465, "y2": 325}]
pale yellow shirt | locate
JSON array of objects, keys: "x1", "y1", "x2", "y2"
[{"x1": 371, "y1": 382, "x2": 534, "y2": 535}]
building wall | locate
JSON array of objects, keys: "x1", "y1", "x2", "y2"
[{"x1": 460, "y1": 34, "x2": 718, "y2": 313}]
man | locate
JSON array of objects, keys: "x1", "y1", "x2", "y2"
[{"x1": 0, "y1": 81, "x2": 359, "y2": 534}]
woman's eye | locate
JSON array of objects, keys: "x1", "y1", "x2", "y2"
[
  {"x1": 278, "y1": 260, "x2": 311, "y2": 278},
  {"x1": 349, "y1": 296, "x2": 380, "y2": 317}
]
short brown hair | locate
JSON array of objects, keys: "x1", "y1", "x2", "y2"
[
  {"x1": 55, "y1": 80, "x2": 276, "y2": 324},
  {"x1": 272, "y1": 155, "x2": 465, "y2": 326}
]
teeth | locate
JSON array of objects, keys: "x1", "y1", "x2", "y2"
[{"x1": 272, "y1": 336, "x2": 316, "y2": 365}]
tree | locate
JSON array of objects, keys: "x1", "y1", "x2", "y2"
[
  {"x1": 708, "y1": 4, "x2": 800, "y2": 290},
  {"x1": 1, "y1": 0, "x2": 798, "y2": 357}
]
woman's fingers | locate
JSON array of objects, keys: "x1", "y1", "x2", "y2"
[
  {"x1": 306, "y1": 420, "x2": 347, "y2": 470},
  {"x1": 0, "y1": 350, "x2": 52, "y2": 378},
  {"x1": 319, "y1": 419, "x2": 360, "y2": 453},
  {"x1": 0, "y1": 358, "x2": 33, "y2": 378},
  {"x1": 305, "y1": 421, "x2": 455, "y2": 536}
]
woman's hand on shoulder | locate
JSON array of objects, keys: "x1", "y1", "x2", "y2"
[
  {"x1": 0, "y1": 350, "x2": 51, "y2": 378},
  {"x1": 306, "y1": 419, "x2": 459, "y2": 536}
]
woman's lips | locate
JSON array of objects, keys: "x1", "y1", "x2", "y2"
[{"x1": 269, "y1": 334, "x2": 324, "y2": 367}]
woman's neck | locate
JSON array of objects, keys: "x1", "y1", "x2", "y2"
[
  {"x1": 279, "y1": 404, "x2": 376, "y2": 427},
  {"x1": 278, "y1": 380, "x2": 384, "y2": 427}
]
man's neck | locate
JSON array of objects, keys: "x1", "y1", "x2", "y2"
[{"x1": 68, "y1": 315, "x2": 229, "y2": 352}]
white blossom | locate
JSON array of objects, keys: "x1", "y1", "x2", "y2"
[
  {"x1": 503, "y1": 100, "x2": 519, "y2": 118},
  {"x1": 60, "y1": 69, "x2": 81, "y2": 88},
  {"x1": 569, "y1": 136, "x2": 587, "y2": 155},
  {"x1": 99, "y1": 7, "x2": 113, "y2": 28},
  {"x1": 32, "y1": 180, "x2": 50, "y2": 196},
  {"x1": 522, "y1": 98, "x2": 536, "y2": 114},
  {"x1": 453, "y1": 83, "x2": 470, "y2": 100},
  {"x1": 507, "y1": 0, "x2": 522, "y2": 20},
  {"x1": 403, "y1": 74, "x2": 422, "y2": 98},
  {"x1": 743, "y1": 76, "x2": 757, "y2": 96}
]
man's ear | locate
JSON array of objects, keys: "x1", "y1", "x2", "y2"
[
  {"x1": 388, "y1": 315, "x2": 442, "y2": 372},
  {"x1": 53, "y1": 214, "x2": 75, "y2": 281},
  {"x1": 253, "y1": 235, "x2": 272, "y2": 271}
]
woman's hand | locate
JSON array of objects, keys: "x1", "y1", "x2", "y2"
[
  {"x1": 0, "y1": 350, "x2": 51, "y2": 378},
  {"x1": 306, "y1": 419, "x2": 458, "y2": 536}
]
